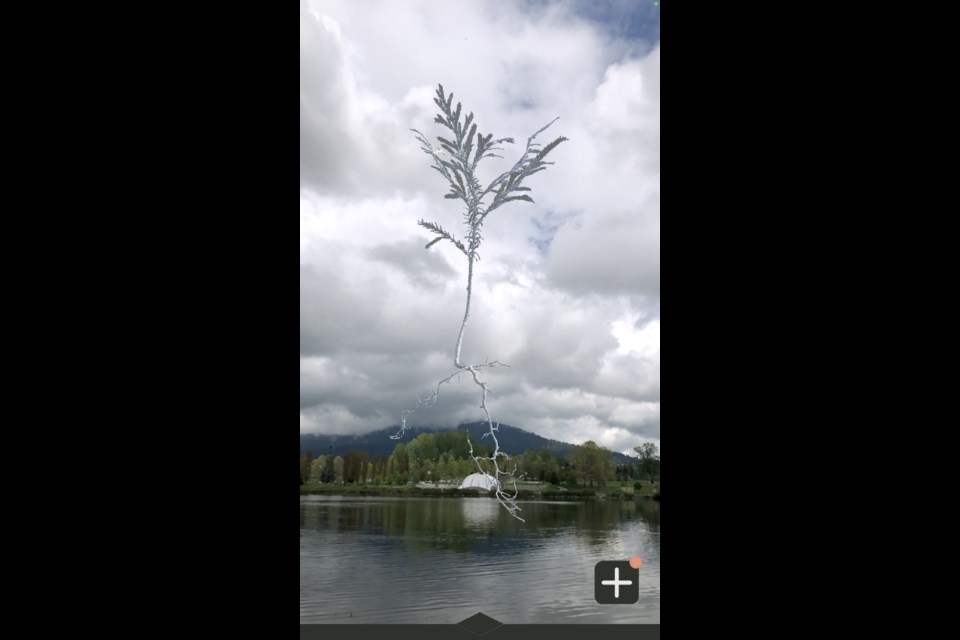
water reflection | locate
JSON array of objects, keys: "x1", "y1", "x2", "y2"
[
  {"x1": 301, "y1": 497, "x2": 657, "y2": 547},
  {"x1": 461, "y1": 497, "x2": 500, "y2": 529},
  {"x1": 300, "y1": 496, "x2": 660, "y2": 624}
]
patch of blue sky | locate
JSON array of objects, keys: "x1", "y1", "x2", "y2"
[
  {"x1": 522, "y1": 0, "x2": 660, "y2": 50},
  {"x1": 528, "y1": 211, "x2": 569, "y2": 255}
]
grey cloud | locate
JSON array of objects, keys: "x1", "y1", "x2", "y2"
[
  {"x1": 299, "y1": 7, "x2": 358, "y2": 191},
  {"x1": 300, "y1": 258, "x2": 467, "y2": 359},
  {"x1": 511, "y1": 309, "x2": 620, "y2": 389},
  {"x1": 300, "y1": 260, "x2": 382, "y2": 357},
  {"x1": 300, "y1": 2, "x2": 660, "y2": 452},
  {"x1": 366, "y1": 239, "x2": 457, "y2": 289},
  {"x1": 542, "y1": 201, "x2": 659, "y2": 300}
]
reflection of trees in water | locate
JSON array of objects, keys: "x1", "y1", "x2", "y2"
[
  {"x1": 300, "y1": 502, "x2": 323, "y2": 531},
  {"x1": 573, "y1": 502, "x2": 621, "y2": 547},
  {"x1": 634, "y1": 500, "x2": 659, "y2": 556},
  {"x1": 636, "y1": 500, "x2": 660, "y2": 530},
  {"x1": 299, "y1": 497, "x2": 661, "y2": 555},
  {"x1": 568, "y1": 500, "x2": 655, "y2": 547}
]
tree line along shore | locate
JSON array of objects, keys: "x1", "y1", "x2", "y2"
[{"x1": 300, "y1": 430, "x2": 660, "y2": 501}]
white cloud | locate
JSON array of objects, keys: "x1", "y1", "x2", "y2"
[{"x1": 300, "y1": 0, "x2": 660, "y2": 455}]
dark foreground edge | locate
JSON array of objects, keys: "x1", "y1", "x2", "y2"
[{"x1": 301, "y1": 623, "x2": 660, "y2": 640}]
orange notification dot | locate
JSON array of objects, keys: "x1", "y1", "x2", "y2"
[{"x1": 630, "y1": 556, "x2": 643, "y2": 569}]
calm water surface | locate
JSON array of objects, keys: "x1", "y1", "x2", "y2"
[{"x1": 300, "y1": 495, "x2": 660, "y2": 624}]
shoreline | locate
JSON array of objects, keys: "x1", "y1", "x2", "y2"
[{"x1": 299, "y1": 485, "x2": 660, "y2": 501}]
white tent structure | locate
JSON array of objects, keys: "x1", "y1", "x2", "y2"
[{"x1": 458, "y1": 473, "x2": 498, "y2": 491}]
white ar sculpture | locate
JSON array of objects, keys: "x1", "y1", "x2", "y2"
[{"x1": 393, "y1": 84, "x2": 567, "y2": 522}]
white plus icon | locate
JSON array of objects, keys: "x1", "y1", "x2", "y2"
[{"x1": 601, "y1": 567, "x2": 633, "y2": 599}]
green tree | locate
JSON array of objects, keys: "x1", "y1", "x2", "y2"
[
  {"x1": 299, "y1": 448, "x2": 313, "y2": 486},
  {"x1": 572, "y1": 441, "x2": 614, "y2": 487},
  {"x1": 634, "y1": 443, "x2": 660, "y2": 482}
]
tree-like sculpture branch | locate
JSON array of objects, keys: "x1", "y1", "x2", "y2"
[{"x1": 392, "y1": 84, "x2": 567, "y2": 522}]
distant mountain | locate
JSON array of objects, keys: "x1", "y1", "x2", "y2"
[{"x1": 299, "y1": 422, "x2": 636, "y2": 463}]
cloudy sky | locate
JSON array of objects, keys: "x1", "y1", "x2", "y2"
[{"x1": 300, "y1": 0, "x2": 660, "y2": 458}]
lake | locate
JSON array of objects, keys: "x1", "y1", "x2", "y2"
[{"x1": 300, "y1": 495, "x2": 660, "y2": 624}]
